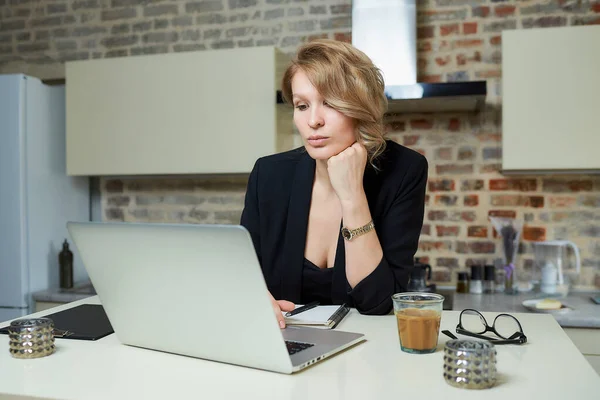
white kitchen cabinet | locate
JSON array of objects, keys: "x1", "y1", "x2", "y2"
[
  {"x1": 584, "y1": 355, "x2": 600, "y2": 375},
  {"x1": 585, "y1": 356, "x2": 600, "y2": 376},
  {"x1": 35, "y1": 301, "x2": 63, "y2": 312},
  {"x1": 564, "y1": 327, "x2": 600, "y2": 375},
  {"x1": 502, "y1": 25, "x2": 600, "y2": 173},
  {"x1": 65, "y1": 47, "x2": 294, "y2": 175}
]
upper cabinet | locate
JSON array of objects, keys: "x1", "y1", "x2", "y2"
[
  {"x1": 66, "y1": 47, "x2": 294, "y2": 176},
  {"x1": 502, "y1": 25, "x2": 600, "y2": 174}
]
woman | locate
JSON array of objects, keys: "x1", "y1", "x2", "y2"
[{"x1": 240, "y1": 39, "x2": 428, "y2": 327}]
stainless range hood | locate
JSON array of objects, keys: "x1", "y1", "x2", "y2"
[{"x1": 351, "y1": 0, "x2": 486, "y2": 113}]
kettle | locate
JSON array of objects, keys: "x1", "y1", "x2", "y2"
[
  {"x1": 533, "y1": 240, "x2": 581, "y2": 295},
  {"x1": 407, "y1": 258, "x2": 436, "y2": 293}
]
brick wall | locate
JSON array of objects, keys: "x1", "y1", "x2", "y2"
[
  {"x1": 102, "y1": 175, "x2": 249, "y2": 224},
  {"x1": 2, "y1": 0, "x2": 599, "y2": 287},
  {"x1": 0, "y1": 0, "x2": 352, "y2": 79},
  {"x1": 382, "y1": 115, "x2": 600, "y2": 287}
]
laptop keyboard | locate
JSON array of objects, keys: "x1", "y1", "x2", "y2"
[{"x1": 285, "y1": 340, "x2": 314, "y2": 355}]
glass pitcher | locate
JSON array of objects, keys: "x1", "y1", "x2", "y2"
[{"x1": 532, "y1": 240, "x2": 581, "y2": 295}]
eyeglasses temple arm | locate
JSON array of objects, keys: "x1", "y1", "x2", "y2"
[{"x1": 442, "y1": 330, "x2": 458, "y2": 340}]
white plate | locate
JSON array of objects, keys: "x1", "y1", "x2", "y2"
[{"x1": 522, "y1": 299, "x2": 573, "y2": 314}]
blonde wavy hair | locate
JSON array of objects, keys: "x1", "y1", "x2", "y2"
[{"x1": 281, "y1": 39, "x2": 389, "y2": 167}]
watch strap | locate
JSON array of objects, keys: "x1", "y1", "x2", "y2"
[{"x1": 342, "y1": 220, "x2": 375, "y2": 241}]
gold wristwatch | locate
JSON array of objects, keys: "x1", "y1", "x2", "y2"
[{"x1": 341, "y1": 220, "x2": 375, "y2": 241}]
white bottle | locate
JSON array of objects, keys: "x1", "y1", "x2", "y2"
[
  {"x1": 540, "y1": 262, "x2": 558, "y2": 294},
  {"x1": 469, "y1": 265, "x2": 483, "y2": 294}
]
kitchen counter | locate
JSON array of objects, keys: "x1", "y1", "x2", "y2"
[
  {"x1": 1, "y1": 296, "x2": 599, "y2": 400},
  {"x1": 31, "y1": 285, "x2": 600, "y2": 328},
  {"x1": 31, "y1": 281, "x2": 96, "y2": 304},
  {"x1": 452, "y1": 291, "x2": 600, "y2": 328}
]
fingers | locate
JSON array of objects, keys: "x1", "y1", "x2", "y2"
[
  {"x1": 270, "y1": 299, "x2": 286, "y2": 328},
  {"x1": 275, "y1": 306, "x2": 286, "y2": 329},
  {"x1": 275, "y1": 301, "x2": 295, "y2": 329},
  {"x1": 270, "y1": 294, "x2": 295, "y2": 329},
  {"x1": 329, "y1": 142, "x2": 366, "y2": 162},
  {"x1": 268, "y1": 291, "x2": 285, "y2": 328},
  {"x1": 269, "y1": 291, "x2": 298, "y2": 329},
  {"x1": 351, "y1": 141, "x2": 367, "y2": 157},
  {"x1": 328, "y1": 146, "x2": 351, "y2": 165},
  {"x1": 277, "y1": 300, "x2": 296, "y2": 312}
]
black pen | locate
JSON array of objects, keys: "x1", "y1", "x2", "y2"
[{"x1": 285, "y1": 301, "x2": 320, "y2": 317}]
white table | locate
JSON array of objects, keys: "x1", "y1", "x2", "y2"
[{"x1": 1, "y1": 296, "x2": 599, "y2": 400}]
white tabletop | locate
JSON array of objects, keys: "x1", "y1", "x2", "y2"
[{"x1": 1, "y1": 296, "x2": 599, "y2": 400}]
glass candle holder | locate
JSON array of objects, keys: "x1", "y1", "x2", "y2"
[
  {"x1": 443, "y1": 339, "x2": 497, "y2": 389},
  {"x1": 8, "y1": 318, "x2": 56, "y2": 359}
]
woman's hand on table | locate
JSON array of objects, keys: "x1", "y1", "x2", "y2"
[{"x1": 269, "y1": 291, "x2": 295, "y2": 328}]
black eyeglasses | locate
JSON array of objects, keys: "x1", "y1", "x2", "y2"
[{"x1": 444, "y1": 309, "x2": 527, "y2": 345}]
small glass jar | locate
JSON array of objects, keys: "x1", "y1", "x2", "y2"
[
  {"x1": 483, "y1": 265, "x2": 496, "y2": 294},
  {"x1": 494, "y1": 264, "x2": 506, "y2": 293},
  {"x1": 392, "y1": 293, "x2": 444, "y2": 354},
  {"x1": 469, "y1": 265, "x2": 483, "y2": 294},
  {"x1": 456, "y1": 271, "x2": 470, "y2": 293}
]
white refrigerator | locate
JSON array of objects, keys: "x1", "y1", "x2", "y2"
[{"x1": 0, "y1": 74, "x2": 90, "y2": 322}]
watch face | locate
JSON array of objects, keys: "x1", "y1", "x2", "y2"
[{"x1": 341, "y1": 228, "x2": 352, "y2": 240}]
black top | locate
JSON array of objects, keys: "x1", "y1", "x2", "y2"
[
  {"x1": 240, "y1": 140, "x2": 428, "y2": 315},
  {"x1": 301, "y1": 258, "x2": 334, "y2": 305}
]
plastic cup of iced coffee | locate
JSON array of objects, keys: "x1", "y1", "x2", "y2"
[{"x1": 392, "y1": 293, "x2": 445, "y2": 354}]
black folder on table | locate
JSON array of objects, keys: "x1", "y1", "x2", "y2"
[{"x1": 0, "y1": 304, "x2": 114, "y2": 341}]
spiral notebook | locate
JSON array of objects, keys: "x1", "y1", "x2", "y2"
[{"x1": 282, "y1": 304, "x2": 350, "y2": 329}]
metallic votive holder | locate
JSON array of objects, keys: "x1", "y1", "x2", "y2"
[
  {"x1": 8, "y1": 318, "x2": 56, "y2": 359},
  {"x1": 443, "y1": 339, "x2": 497, "y2": 390}
]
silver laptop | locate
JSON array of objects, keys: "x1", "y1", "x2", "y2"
[{"x1": 66, "y1": 221, "x2": 365, "y2": 374}]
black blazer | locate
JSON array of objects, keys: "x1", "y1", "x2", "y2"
[{"x1": 240, "y1": 140, "x2": 428, "y2": 315}]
